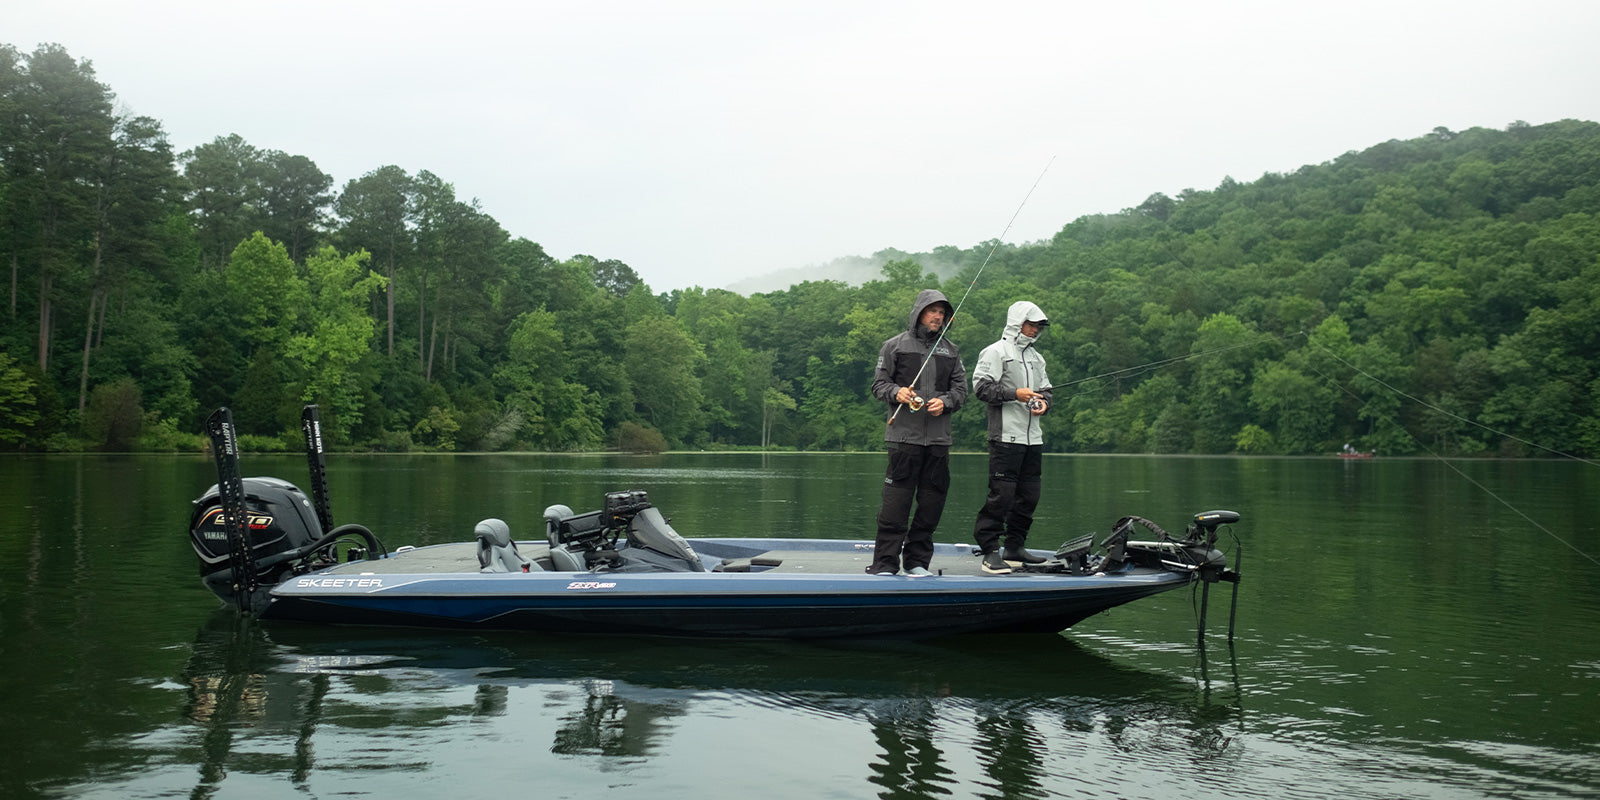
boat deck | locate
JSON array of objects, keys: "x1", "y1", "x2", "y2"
[{"x1": 326, "y1": 540, "x2": 1005, "y2": 578}]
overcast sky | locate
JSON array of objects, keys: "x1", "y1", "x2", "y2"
[{"x1": 12, "y1": 0, "x2": 1600, "y2": 292}]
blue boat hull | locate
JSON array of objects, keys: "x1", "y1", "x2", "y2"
[{"x1": 257, "y1": 539, "x2": 1194, "y2": 639}]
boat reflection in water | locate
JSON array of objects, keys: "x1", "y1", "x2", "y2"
[{"x1": 177, "y1": 611, "x2": 1242, "y2": 798}]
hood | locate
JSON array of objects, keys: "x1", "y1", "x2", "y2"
[
  {"x1": 1003, "y1": 300, "x2": 1048, "y2": 343},
  {"x1": 907, "y1": 289, "x2": 954, "y2": 338}
]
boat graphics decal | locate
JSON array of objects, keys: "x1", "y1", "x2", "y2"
[
  {"x1": 296, "y1": 577, "x2": 384, "y2": 589},
  {"x1": 566, "y1": 581, "x2": 617, "y2": 590},
  {"x1": 196, "y1": 507, "x2": 276, "y2": 539}
]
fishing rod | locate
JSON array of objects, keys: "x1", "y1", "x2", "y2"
[{"x1": 890, "y1": 156, "x2": 1055, "y2": 425}]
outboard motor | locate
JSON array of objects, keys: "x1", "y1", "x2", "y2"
[
  {"x1": 192, "y1": 406, "x2": 387, "y2": 614},
  {"x1": 189, "y1": 477, "x2": 324, "y2": 605}
]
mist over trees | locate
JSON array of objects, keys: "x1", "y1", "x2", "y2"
[{"x1": 3, "y1": 43, "x2": 1598, "y2": 457}]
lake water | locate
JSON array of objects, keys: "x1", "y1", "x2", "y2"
[{"x1": 1, "y1": 452, "x2": 1597, "y2": 799}]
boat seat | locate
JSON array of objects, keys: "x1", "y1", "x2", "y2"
[
  {"x1": 544, "y1": 505, "x2": 608, "y2": 548},
  {"x1": 475, "y1": 518, "x2": 534, "y2": 573},
  {"x1": 547, "y1": 544, "x2": 621, "y2": 572},
  {"x1": 548, "y1": 544, "x2": 586, "y2": 572}
]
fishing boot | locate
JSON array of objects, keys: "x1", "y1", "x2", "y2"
[
  {"x1": 1003, "y1": 543, "x2": 1046, "y2": 566},
  {"x1": 981, "y1": 550, "x2": 1012, "y2": 575}
]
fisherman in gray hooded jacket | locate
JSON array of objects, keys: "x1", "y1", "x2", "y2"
[
  {"x1": 971, "y1": 300, "x2": 1053, "y2": 575},
  {"x1": 866, "y1": 289, "x2": 968, "y2": 576}
]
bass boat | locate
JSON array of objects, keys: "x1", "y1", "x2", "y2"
[{"x1": 191, "y1": 407, "x2": 1242, "y2": 640}]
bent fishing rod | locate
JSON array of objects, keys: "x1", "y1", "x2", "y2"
[{"x1": 889, "y1": 156, "x2": 1055, "y2": 425}]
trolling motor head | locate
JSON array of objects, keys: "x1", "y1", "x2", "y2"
[{"x1": 1187, "y1": 509, "x2": 1241, "y2": 546}]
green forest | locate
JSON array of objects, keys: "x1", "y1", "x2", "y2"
[{"x1": 3, "y1": 43, "x2": 1599, "y2": 457}]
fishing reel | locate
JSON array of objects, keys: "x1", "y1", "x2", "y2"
[
  {"x1": 906, "y1": 395, "x2": 926, "y2": 412},
  {"x1": 1027, "y1": 398, "x2": 1044, "y2": 412}
]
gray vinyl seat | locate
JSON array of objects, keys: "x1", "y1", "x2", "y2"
[
  {"x1": 475, "y1": 518, "x2": 533, "y2": 573},
  {"x1": 543, "y1": 504, "x2": 593, "y2": 572}
]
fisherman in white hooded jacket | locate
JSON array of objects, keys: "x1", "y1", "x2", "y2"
[{"x1": 971, "y1": 300, "x2": 1053, "y2": 575}]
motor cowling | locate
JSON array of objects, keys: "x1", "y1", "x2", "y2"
[{"x1": 189, "y1": 477, "x2": 323, "y2": 601}]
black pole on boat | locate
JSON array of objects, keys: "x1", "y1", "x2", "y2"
[
  {"x1": 1227, "y1": 543, "x2": 1243, "y2": 643},
  {"x1": 205, "y1": 407, "x2": 257, "y2": 610},
  {"x1": 300, "y1": 405, "x2": 334, "y2": 533},
  {"x1": 1198, "y1": 580, "x2": 1212, "y2": 646}
]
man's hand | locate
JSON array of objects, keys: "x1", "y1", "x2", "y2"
[{"x1": 1017, "y1": 388, "x2": 1046, "y2": 416}]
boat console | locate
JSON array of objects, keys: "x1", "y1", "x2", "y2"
[{"x1": 543, "y1": 490, "x2": 707, "y2": 573}]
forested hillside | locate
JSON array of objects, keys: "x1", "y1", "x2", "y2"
[{"x1": 3, "y1": 43, "x2": 1598, "y2": 456}]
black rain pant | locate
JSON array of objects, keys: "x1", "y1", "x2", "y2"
[
  {"x1": 869, "y1": 443, "x2": 950, "y2": 574},
  {"x1": 973, "y1": 441, "x2": 1043, "y2": 554}
]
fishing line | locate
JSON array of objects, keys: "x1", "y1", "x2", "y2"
[
  {"x1": 1302, "y1": 337, "x2": 1600, "y2": 566},
  {"x1": 1041, "y1": 325, "x2": 1598, "y2": 563},
  {"x1": 1304, "y1": 338, "x2": 1599, "y2": 467},
  {"x1": 1053, "y1": 332, "x2": 1294, "y2": 397},
  {"x1": 890, "y1": 156, "x2": 1055, "y2": 425}
]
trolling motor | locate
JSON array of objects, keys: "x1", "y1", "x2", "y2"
[
  {"x1": 189, "y1": 406, "x2": 386, "y2": 613},
  {"x1": 1084, "y1": 510, "x2": 1243, "y2": 643},
  {"x1": 1094, "y1": 511, "x2": 1238, "y2": 576},
  {"x1": 1189, "y1": 510, "x2": 1244, "y2": 644}
]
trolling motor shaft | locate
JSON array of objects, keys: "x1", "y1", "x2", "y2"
[{"x1": 1186, "y1": 509, "x2": 1243, "y2": 644}]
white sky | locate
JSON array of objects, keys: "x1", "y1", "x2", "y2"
[{"x1": 12, "y1": 0, "x2": 1600, "y2": 292}]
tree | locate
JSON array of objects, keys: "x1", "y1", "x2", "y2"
[
  {"x1": 82, "y1": 375, "x2": 141, "y2": 450},
  {"x1": 1189, "y1": 313, "x2": 1261, "y2": 453},
  {"x1": 1234, "y1": 424, "x2": 1274, "y2": 454},
  {"x1": 257, "y1": 150, "x2": 332, "y2": 262},
  {"x1": 226, "y1": 232, "x2": 306, "y2": 350},
  {"x1": 0, "y1": 43, "x2": 23, "y2": 319},
  {"x1": 409, "y1": 171, "x2": 507, "y2": 382},
  {"x1": 624, "y1": 314, "x2": 704, "y2": 446},
  {"x1": 677, "y1": 288, "x2": 763, "y2": 444},
  {"x1": 285, "y1": 246, "x2": 386, "y2": 441},
  {"x1": 1, "y1": 44, "x2": 114, "y2": 371},
  {"x1": 587, "y1": 256, "x2": 641, "y2": 298},
  {"x1": 0, "y1": 351, "x2": 39, "y2": 444},
  {"x1": 496, "y1": 308, "x2": 604, "y2": 450},
  {"x1": 335, "y1": 165, "x2": 413, "y2": 357},
  {"x1": 78, "y1": 112, "x2": 177, "y2": 411},
  {"x1": 761, "y1": 386, "x2": 796, "y2": 449},
  {"x1": 181, "y1": 134, "x2": 262, "y2": 271},
  {"x1": 1249, "y1": 362, "x2": 1333, "y2": 453},
  {"x1": 221, "y1": 233, "x2": 307, "y2": 435}
]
